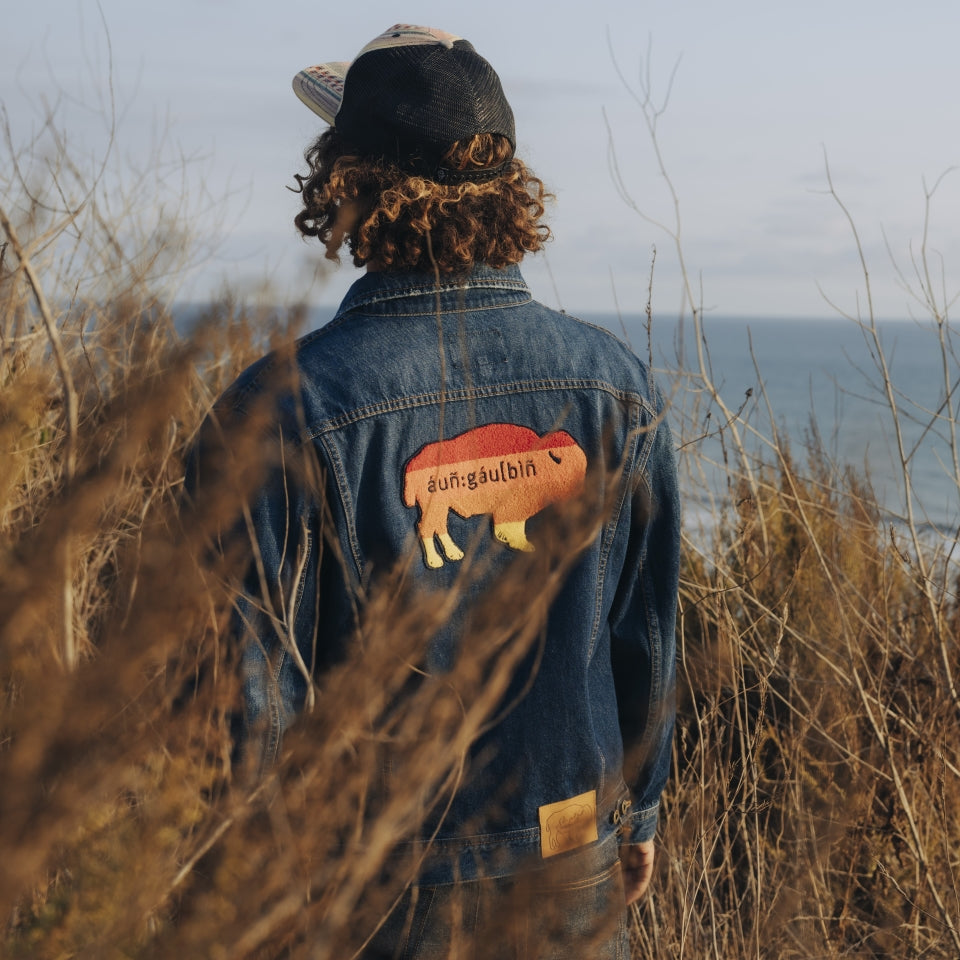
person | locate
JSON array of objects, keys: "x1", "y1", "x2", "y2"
[{"x1": 192, "y1": 24, "x2": 679, "y2": 958}]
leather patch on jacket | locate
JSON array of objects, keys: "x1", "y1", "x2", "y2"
[
  {"x1": 538, "y1": 789, "x2": 599, "y2": 858},
  {"x1": 402, "y1": 422, "x2": 587, "y2": 569}
]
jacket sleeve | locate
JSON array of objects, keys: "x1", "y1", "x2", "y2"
[
  {"x1": 233, "y1": 450, "x2": 318, "y2": 773},
  {"x1": 184, "y1": 393, "x2": 332, "y2": 775},
  {"x1": 608, "y1": 403, "x2": 681, "y2": 844},
  {"x1": 233, "y1": 428, "x2": 361, "y2": 773}
]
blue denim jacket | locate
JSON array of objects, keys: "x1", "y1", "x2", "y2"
[{"x1": 200, "y1": 264, "x2": 679, "y2": 883}]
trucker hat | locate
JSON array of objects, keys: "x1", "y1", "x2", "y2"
[{"x1": 292, "y1": 24, "x2": 516, "y2": 184}]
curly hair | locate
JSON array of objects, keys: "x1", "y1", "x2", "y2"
[{"x1": 293, "y1": 129, "x2": 552, "y2": 274}]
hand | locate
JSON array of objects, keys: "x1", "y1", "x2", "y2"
[{"x1": 621, "y1": 840, "x2": 655, "y2": 905}]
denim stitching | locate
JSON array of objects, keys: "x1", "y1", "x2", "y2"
[
  {"x1": 316, "y1": 432, "x2": 364, "y2": 577},
  {"x1": 587, "y1": 399, "x2": 644, "y2": 662},
  {"x1": 302, "y1": 382, "x2": 655, "y2": 441},
  {"x1": 338, "y1": 279, "x2": 530, "y2": 314},
  {"x1": 405, "y1": 885, "x2": 437, "y2": 960},
  {"x1": 339, "y1": 295, "x2": 533, "y2": 318}
]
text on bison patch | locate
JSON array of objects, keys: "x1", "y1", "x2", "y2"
[{"x1": 402, "y1": 423, "x2": 588, "y2": 570}]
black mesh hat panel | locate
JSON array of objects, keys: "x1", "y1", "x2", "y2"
[{"x1": 336, "y1": 39, "x2": 515, "y2": 171}]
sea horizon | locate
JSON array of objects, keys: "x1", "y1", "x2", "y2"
[{"x1": 174, "y1": 304, "x2": 959, "y2": 534}]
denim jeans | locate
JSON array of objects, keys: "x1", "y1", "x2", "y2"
[{"x1": 361, "y1": 835, "x2": 628, "y2": 959}]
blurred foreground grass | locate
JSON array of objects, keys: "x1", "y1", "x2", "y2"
[{"x1": 2, "y1": 118, "x2": 960, "y2": 959}]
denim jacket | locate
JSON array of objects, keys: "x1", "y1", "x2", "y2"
[{"x1": 196, "y1": 264, "x2": 679, "y2": 883}]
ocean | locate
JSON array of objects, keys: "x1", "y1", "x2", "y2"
[{"x1": 581, "y1": 312, "x2": 960, "y2": 535}]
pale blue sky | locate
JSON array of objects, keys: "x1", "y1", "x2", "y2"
[{"x1": 3, "y1": 1, "x2": 958, "y2": 319}]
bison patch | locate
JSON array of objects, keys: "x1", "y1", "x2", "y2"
[{"x1": 402, "y1": 423, "x2": 588, "y2": 569}]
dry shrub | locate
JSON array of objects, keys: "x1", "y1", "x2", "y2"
[
  {"x1": 3, "y1": 108, "x2": 960, "y2": 960},
  {"x1": 649, "y1": 428, "x2": 960, "y2": 958},
  {"x1": 607, "y1": 44, "x2": 960, "y2": 956},
  {"x1": 1, "y1": 186, "x2": 628, "y2": 955}
]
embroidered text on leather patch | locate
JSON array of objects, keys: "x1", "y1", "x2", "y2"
[
  {"x1": 538, "y1": 789, "x2": 599, "y2": 858},
  {"x1": 402, "y1": 423, "x2": 588, "y2": 570}
]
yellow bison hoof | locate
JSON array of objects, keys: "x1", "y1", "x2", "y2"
[
  {"x1": 439, "y1": 533, "x2": 465, "y2": 562},
  {"x1": 421, "y1": 538, "x2": 444, "y2": 569},
  {"x1": 421, "y1": 534, "x2": 465, "y2": 569},
  {"x1": 494, "y1": 522, "x2": 535, "y2": 552}
]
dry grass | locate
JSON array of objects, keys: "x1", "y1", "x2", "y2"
[{"x1": 3, "y1": 114, "x2": 960, "y2": 959}]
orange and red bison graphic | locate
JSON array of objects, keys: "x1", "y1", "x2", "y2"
[{"x1": 402, "y1": 423, "x2": 588, "y2": 569}]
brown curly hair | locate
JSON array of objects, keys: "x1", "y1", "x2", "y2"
[{"x1": 293, "y1": 129, "x2": 552, "y2": 274}]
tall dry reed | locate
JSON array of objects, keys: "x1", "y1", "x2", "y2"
[{"x1": 3, "y1": 98, "x2": 960, "y2": 960}]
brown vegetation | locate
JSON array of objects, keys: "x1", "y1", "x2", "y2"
[{"x1": 3, "y1": 112, "x2": 960, "y2": 958}]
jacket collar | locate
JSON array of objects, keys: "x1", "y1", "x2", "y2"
[{"x1": 334, "y1": 263, "x2": 530, "y2": 317}]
